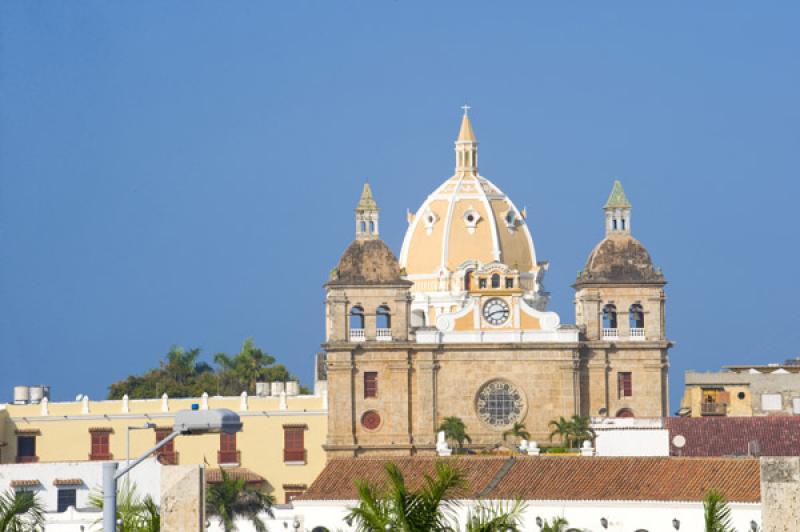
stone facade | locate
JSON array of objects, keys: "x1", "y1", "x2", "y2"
[{"x1": 760, "y1": 457, "x2": 800, "y2": 532}]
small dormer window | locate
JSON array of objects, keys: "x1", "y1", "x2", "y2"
[
  {"x1": 504, "y1": 209, "x2": 517, "y2": 230},
  {"x1": 505, "y1": 277, "x2": 514, "y2": 289},
  {"x1": 423, "y1": 208, "x2": 438, "y2": 235},
  {"x1": 478, "y1": 277, "x2": 487, "y2": 289},
  {"x1": 463, "y1": 208, "x2": 481, "y2": 234},
  {"x1": 491, "y1": 274, "x2": 501, "y2": 288}
]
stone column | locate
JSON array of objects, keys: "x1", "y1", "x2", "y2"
[
  {"x1": 326, "y1": 352, "x2": 355, "y2": 449},
  {"x1": 413, "y1": 351, "x2": 438, "y2": 452},
  {"x1": 161, "y1": 465, "x2": 204, "y2": 531},
  {"x1": 761, "y1": 457, "x2": 800, "y2": 531}
]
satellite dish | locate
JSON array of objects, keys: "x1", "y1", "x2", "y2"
[
  {"x1": 672, "y1": 434, "x2": 686, "y2": 448},
  {"x1": 75, "y1": 394, "x2": 84, "y2": 401}
]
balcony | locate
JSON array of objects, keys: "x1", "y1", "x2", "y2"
[
  {"x1": 349, "y1": 328, "x2": 365, "y2": 342},
  {"x1": 701, "y1": 402, "x2": 728, "y2": 416},
  {"x1": 630, "y1": 328, "x2": 646, "y2": 340},
  {"x1": 602, "y1": 328, "x2": 619, "y2": 340},
  {"x1": 376, "y1": 328, "x2": 392, "y2": 341},
  {"x1": 217, "y1": 449, "x2": 240, "y2": 465},
  {"x1": 15, "y1": 455, "x2": 39, "y2": 464}
]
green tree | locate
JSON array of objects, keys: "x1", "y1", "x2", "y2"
[
  {"x1": 0, "y1": 489, "x2": 45, "y2": 532},
  {"x1": 90, "y1": 479, "x2": 160, "y2": 532},
  {"x1": 548, "y1": 417, "x2": 573, "y2": 448},
  {"x1": 501, "y1": 422, "x2": 530, "y2": 446},
  {"x1": 438, "y1": 416, "x2": 472, "y2": 453},
  {"x1": 568, "y1": 415, "x2": 596, "y2": 447},
  {"x1": 464, "y1": 499, "x2": 527, "y2": 532},
  {"x1": 346, "y1": 461, "x2": 465, "y2": 531},
  {"x1": 206, "y1": 468, "x2": 274, "y2": 532},
  {"x1": 703, "y1": 489, "x2": 734, "y2": 532},
  {"x1": 214, "y1": 338, "x2": 292, "y2": 395}
]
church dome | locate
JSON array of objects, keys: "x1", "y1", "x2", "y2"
[
  {"x1": 576, "y1": 181, "x2": 664, "y2": 286},
  {"x1": 399, "y1": 110, "x2": 538, "y2": 288},
  {"x1": 329, "y1": 239, "x2": 407, "y2": 285},
  {"x1": 578, "y1": 233, "x2": 664, "y2": 284}
]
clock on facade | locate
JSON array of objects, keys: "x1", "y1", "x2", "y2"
[
  {"x1": 476, "y1": 379, "x2": 524, "y2": 428},
  {"x1": 482, "y1": 297, "x2": 510, "y2": 325}
]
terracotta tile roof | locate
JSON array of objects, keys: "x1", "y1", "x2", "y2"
[
  {"x1": 10, "y1": 480, "x2": 40, "y2": 487},
  {"x1": 53, "y1": 479, "x2": 83, "y2": 486},
  {"x1": 301, "y1": 456, "x2": 760, "y2": 503},
  {"x1": 205, "y1": 467, "x2": 265, "y2": 484},
  {"x1": 14, "y1": 428, "x2": 40, "y2": 435},
  {"x1": 301, "y1": 457, "x2": 511, "y2": 501},
  {"x1": 665, "y1": 416, "x2": 800, "y2": 457},
  {"x1": 492, "y1": 457, "x2": 759, "y2": 503}
]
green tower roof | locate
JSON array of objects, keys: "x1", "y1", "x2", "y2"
[{"x1": 604, "y1": 180, "x2": 632, "y2": 209}]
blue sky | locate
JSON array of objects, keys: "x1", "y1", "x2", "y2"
[{"x1": 1, "y1": 2, "x2": 798, "y2": 412}]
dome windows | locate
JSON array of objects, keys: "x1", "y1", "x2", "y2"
[
  {"x1": 463, "y1": 208, "x2": 481, "y2": 234},
  {"x1": 503, "y1": 209, "x2": 518, "y2": 231},
  {"x1": 422, "y1": 207, "x2": 439, "y2": 235}
]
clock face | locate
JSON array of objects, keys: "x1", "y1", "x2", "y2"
[{"x1": 483, "y1": 298, "x2": 510, "y2": 326}]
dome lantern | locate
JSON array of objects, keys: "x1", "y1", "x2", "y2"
[
  {"x1": 355, "y1": 182, "x2": 379, "y2": 241},
  {"x1": 604, "y1": 180, "x2": 632, "y2": 236}
]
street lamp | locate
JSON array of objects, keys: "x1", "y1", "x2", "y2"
[
  {"x1": 103, "y1": 408, "x2": 243, "y2": 532},
  {"x1": 126, "y1": 422, "x2": 156, "y2": 465}
]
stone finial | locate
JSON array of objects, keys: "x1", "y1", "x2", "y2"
[
  {"x1": 519, "y1": 439, "x2": 528, "y2": 452},
  {"x1": 436, "y1": 430, "x2": 452, "y2": 457},
  {"x1": 239, "y1": 391, "x2": 248, "y2": 412},
  {"x1": 201, "y1": 392, "x2": 209, "y2": 410},
  {"x1": 581, "y1": 440, "x2": 594, "y2": 457},
  {"x1": 527, "y1": 441, "x2": 541, "y2": 456},
  {"x1": 40, "y1": 397, "x2": 49, "y2": 416},
  {"x1": 81, "y1": 395, "x2": 89, "y2": 414},
  {"x1": 161, "y1": 393, "x2": 169, "y2": 412},
  {"x1": 122, "y1": 394, "x2": 129, "y2": 413}
]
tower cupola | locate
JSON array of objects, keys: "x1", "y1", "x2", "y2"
[
  {"x1": 355, "y1": 182, "x2": 379, "y2": 240},
  {"x1": 455, "y1": 105, "x2": 478, "y2": 176},
  {"x1": 604, "y1": 180, "x2": 632, "y2": 235}
]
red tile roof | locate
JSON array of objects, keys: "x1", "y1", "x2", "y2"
[
  {"x1": 301, "y1": 456, "x2": 760, "y2": 503},
  {"x1": 53, "y1": 479, "x2": 83, "y2": 486},
  {"x1": 666, "y1": 416, "x2": 800, "y2": 457},
  {"x1": 10, "y1": 480, "x2": 40, "y2": 487}
]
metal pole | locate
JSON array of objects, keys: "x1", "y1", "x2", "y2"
[
  {"x1": 126, "y1": 426, "x2": 130, "y2": 466},
  {"x1": 103, "y1": 461, "x2": 118, "y2": 532}
]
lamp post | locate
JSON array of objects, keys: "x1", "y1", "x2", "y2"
[
  {"x1": 103, "y1": 408, "x2": 242, "y2": 532},
  {"x1": 126, "y1": 422, "x2": 156, "y2": 465}
]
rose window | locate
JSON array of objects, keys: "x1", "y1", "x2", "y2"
[{"x1": 475, "y1": 380, "x2": 524, "y2": 428}]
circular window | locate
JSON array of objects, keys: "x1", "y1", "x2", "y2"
[
  {"x1": 427, "y1": 216, "x2": 434, "y2": 223},
  {"x1": 361, "y1": 410, "x2": 381, "y2": 430},
  {"x1": 466, "y1": 214, "x2": 475, "y2": 222},
  {"x1": 738, "y1": 391, "x2": 746, "y2": 400},
  {"x1": 475, "y1": 380, "x2": 524, "y2": 428}
]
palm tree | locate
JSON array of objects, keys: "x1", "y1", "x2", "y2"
[
  {"x1": 569, "y1": 415, "x2": 596, "y2": 447},
  {"x1": 463, "y1": 499, "x2": 527, "y2": 532},
  {"x1": 548, "y1": 417, "x2": 573, "y2": 448},
  {"x1": 438, "y1": 416, "x2": 471, "y2": 453},
  {"x1": 206, "y1": 468, "x2": 274, "y2": 532},
  {"x1": 0, "y1": 489, "x2": 45, "y2": 532},
  {"x1": 90, "y1": 479, "x2": 160, "y2": 532},
  {"x1": 703, "y1": 489, "x2": 734, "y2": 532},
  {"x1": 501, "y1": 422, "x2": 530, "y2": 446}
]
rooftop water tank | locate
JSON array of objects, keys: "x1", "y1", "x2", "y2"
[
  {"x1": 270, "y1": 382, "x2": 285, "y2": 396},
  {"x1": 29, "y1": 385, "x2": 50, "y2": 404},
  {"x1": 13, "y1": 386, "x2": 30, "y2": 405},
  {"x1": 255, "y1": 382, "x2": 270, "y2": 397},
  {"x1": 286, "y1": 381, "x2": 300, "y2": 396}
]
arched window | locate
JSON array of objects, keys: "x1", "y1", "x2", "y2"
[
  {"x1": 491, "y1": 273, "x2": 501, "y2": 288},
  {"x1": 464, "y1": 270, "x2": 472, "y2": 291},
  {"x1": 350, "y1": 306, "x2": 365, "y2": 329},
  {"x1": 359, "y1": 221, "x2": 366, "y2": 233},
  {"x1": 629, "y1": 304, "x2": 645, "y2": 329},
  {"x1": 368, "y1": 221, "x2": 375, "y2": 233},
  {"x1": 616, "y1": 408, "x2": 634, "y2": 418},
  {"x1": 602, "y1": 304, "x2": 617, "y2": 329},
  {"x1": 376, "y1": 305, "x2": 391, "y2": 329}
]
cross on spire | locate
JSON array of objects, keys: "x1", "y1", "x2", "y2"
[{"x1": 461, "y1": 104, "x2": 471, "y2": 115}]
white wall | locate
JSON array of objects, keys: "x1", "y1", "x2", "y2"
[
  {"x1": 291, "y1": 499, "x2": 762, "y2": 532},
  {"x1": 0, "y1": 458, "x2": 161, "y2": 532},
  {"x1": 594, "y1": 428, "x2": 670, "y2": 457}
]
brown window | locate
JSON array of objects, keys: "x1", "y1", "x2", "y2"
[
  {"x1": 283, "y1": 425, "x2": 306, "y2": 463},
  {"x1": 364, "y1": 371, "x2": 378, "y2": 399},
  {"x1": 155, "y1": 428, "x2": 178, "y2": 465},
  {"x1": 285, "y1": 490, "x2": 304, "y2": 503},
  {"x1": 618, "y1": 372, "x2": 633, "y2": 398},
  {"x1": 16, "y1": 435, "x2": 38, "y2": 463},
  {"x1": 505, "y1": 277, "x2": 514, "y2": 289},
  {"x1": 218, "y1": 432, "x2": 240, "y2": 465},
  {"x1": 89, "y1": 429, "x2": 112, "y2": 461}
]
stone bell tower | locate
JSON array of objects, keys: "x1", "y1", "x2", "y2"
[
  {"x1": 323, "y1": 183, "x2": 413, "y2": 457},
  {"x1": 574, "y1": 180, "x2": 671, "y2": 419}
]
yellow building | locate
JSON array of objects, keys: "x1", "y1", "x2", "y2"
[
  {"x1": 680, "y1": 361, "x2": 800, "y2": 418},
  {"x1": 0, "y1": 390, "x2": 327, "y2": 503}
]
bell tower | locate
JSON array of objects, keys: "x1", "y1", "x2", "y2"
[{"x1": 574, "y1": 181, "x2": 671, "y2": 419}]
